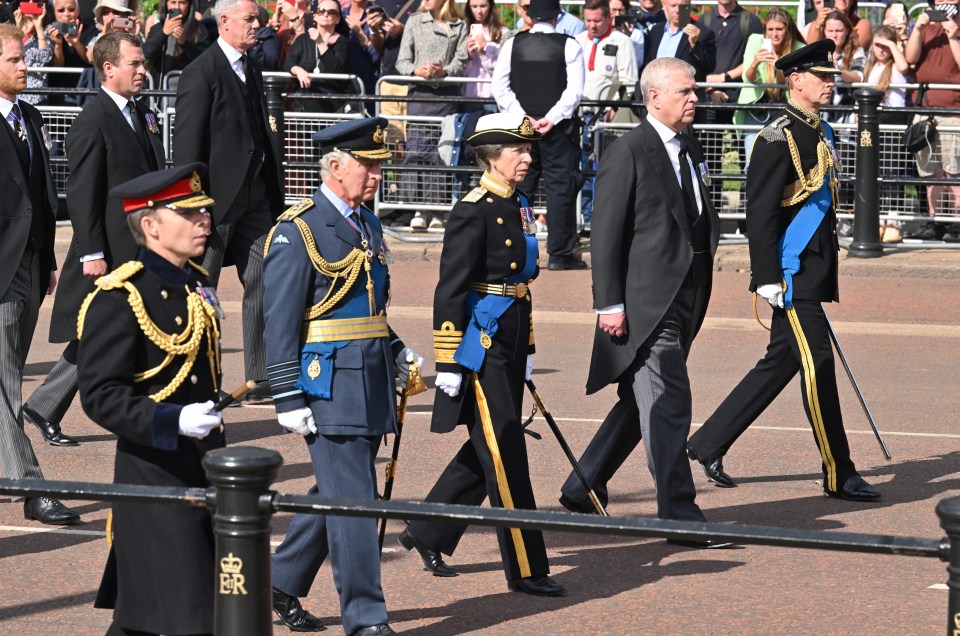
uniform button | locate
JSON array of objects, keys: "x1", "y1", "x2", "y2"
[
  {"x1": 190, "y1": 375, "x2": 198, "y2": 384},
  {"x1": 510, "y1": 262, "x2": 517, "y2": 270},
  {"x1": 505, "y1": 239, "x2": 512, "y2": 247},
  {"x1": 486, "y1": 197, "x2": 494, "y2": 203},
  {"x1": 161, "y1": 290, "x2": 169, "y2": 300},
  {"x1": 497, "y1": 217, "x2": 504, "y2": 224},
  {"x1": 175, "y1": 316, "x2": 183, "y2": 325}
]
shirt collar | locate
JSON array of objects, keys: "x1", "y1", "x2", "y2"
[
  {"x1": 530, "y1": 22, "x2": 556, "y2": 34},
  {"x1": 140, "y1": 248, "x2": 193, "y2": 284},
  {"x1": 0, "y1": 95, "x2": 18, "y2": 120},
  {"x1": 102, "y1": 86, "x2": 133, "y2": 112},
  {"x1": 217, "y1": 36, "x2": 245, "y2": 66},
  {"x1": 480, "y1": 171, "x2": 514, "y2": 198},
  {"x1": 646, "y1": 114, "x2": 682, "y2": 145},
  {"x1": 320, "y1": 182, "x2": 358, "y2": 219}
]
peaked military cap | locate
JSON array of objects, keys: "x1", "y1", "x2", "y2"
[
  {"x1": 110, "y1": 162, "x2": 214, "y2": 214},
  {"x1": 467, "y1": 113, "x2": 543, "y2": 146},
  {"x1": 526, "y1": 0, "x2": 561, "y2": 21},
  {"x1": 776, "y1": 39, "x2": 842, "y2": 75},
  {"x1": 312, "y1": 117, "x2": 393, "y2": 160}
]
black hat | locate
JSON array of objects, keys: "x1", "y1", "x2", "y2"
[
  {"x1": 775, "y1": 40, "x2": 842, "y2": 75},
  {"x1": 312, "y1": 117, "x2": 393, "y2": 160},
  {"x1": 467, "y1": 113, "x2": 543, "y2": 146},
  {"x1": 526, "y1": 0, "x2": 561, "y2": 21},
  {"x1": 110, "y1": 162, "x2": 214, "y2": 214}
]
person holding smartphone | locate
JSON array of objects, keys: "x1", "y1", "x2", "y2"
[
  {"x1": 343, "y1": 0, "x2": 385, "y2": 95},
  {"x1": 805, "y1": 0, "x2": 872, "y2": 49},
  {"x1": 143, "y1": 0, "x2": 213, "y2": 83},
  {"x1": 284, "y1": 0, "x2": 350, "y2": 112},
  {"x1": 463, "y1": 0, "x2": 508, "y2": 108},
  {"x1": 641, "y1": 0, "x2": 715, "y2": 83},
  {"x1": 904, "y1": 0, "x2": 960, "y2": 241},
  {"x1": 86, "y1": 0, "x2": 139, "y2": 64},
  {"x1": 14, "y1": 1, "x2": 54, "y2": 106}
]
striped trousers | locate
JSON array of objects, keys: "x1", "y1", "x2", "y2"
[
  {"x1": 24, "y1": 346, "x2": 78, "y2": 425},
  {"x1": 0, "y1": 250, "x2": 45, "y2": 481}
]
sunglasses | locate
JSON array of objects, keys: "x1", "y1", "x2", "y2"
[{"x1": 316, "y1": 8, "x2": 339, "y2": 15}]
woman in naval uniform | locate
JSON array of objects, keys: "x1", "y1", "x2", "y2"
[{"x1": 398, "y1": 112, "x2": 565, "y2": 597}]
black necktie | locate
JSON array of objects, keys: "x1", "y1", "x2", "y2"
[
  {"x1": 676, "y1": 134, "x2": 699, "y2": 223},
  {"x1": 240, "y1": 54, "x2": 251, "y2": 83},
  {"x1": 128, "y1": 100, "x2": 158, "y2": 169},
  {"x1": 10, "y1": 103, "x2": 30, "y2": 165}
]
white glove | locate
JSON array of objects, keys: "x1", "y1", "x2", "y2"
[
  {"x1": 178, "y1": 401, "x2": 223, "y2": 439},
  {"x1": 525, "y1": 355, "x2": 533, "y2": 382},
  {"x1": 395, "y1": 346, "x2": 424, "y2": 386},
  {"x1": 436, "y1": 372, "x2": 462, "y2": 398},
  {"x1": 277, "y1": 407, "x2": 317, "y2": 436},
  {"x1": 757, "y1": 283, "x2": 784, "y2": 309}
]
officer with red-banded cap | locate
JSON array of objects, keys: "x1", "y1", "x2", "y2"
[{"x1": 76, "y1": 162, "x2": 227, "y2": 635}]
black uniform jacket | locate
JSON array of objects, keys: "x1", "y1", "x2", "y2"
[
  {"x1": 49, "y1": 91, "x2": 165, "y2": 343},
  {"x1": 745, "y1": 101, "x2": 840, "y2": 303},
  {"x1": 431, "y1": 181, "x2": 538, "y2": 434},
  {"x1": 0, "y1": 100, "x2": 57, "y2": 298},
  {"x1": 173, "y1": 43, "x2": 283, "y2": 223},
  {"x1": 77, "y1": 249, "x2": 224, "y2": 634},
  {"x1": 587, "y1": 119, "x2": 720, "y2": 394}
]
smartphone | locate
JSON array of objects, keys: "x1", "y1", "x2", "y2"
[
  {"x1": 761, "y1": 37, "x2": 773, "y2": 52},
  {"x1": 20, "y1": 1, "x2": 45, "y2": 16},
  {"x1": 367, "y1": 5, "x2": 385, "y2": 17},
  {"x1": 889, "y1": 4, "x2": 905, "y2": 22},
  {"x1": 823, "y1": 0, "x2": 834, "y2": 9},
  {"x1": 469, "y1": 23, "x2": 483, "y2": 37},
  {"x1": 678, "y1": 3, "x2": 691, "y2": 28},
  {"x1": 614, "y1": 14, "x2": 628, "y2": 26},
  {"x1": 112, "y1": 16, "x2": 131, "y2": 28},
  {"x1": 927, "y1": 8, "x2": 948, "y2": 21},
  {"x1": 167, "y1": 7, "x2": 181, "y2": 17},
  {"x1": 54, "y1": 20, "x2": 77, "y2": 34}
]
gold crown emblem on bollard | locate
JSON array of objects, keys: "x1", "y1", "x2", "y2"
[{"x1": 220, "y1": 553, "x2": 243, "y2": 574}]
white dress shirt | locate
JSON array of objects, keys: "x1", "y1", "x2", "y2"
[
  {"x1": 102, "y1": 86, "x2": 137, "y2": 130},
  {"x1": 491, "y1": 22, "x2": 585, "y2": 125},
  {"x1": 218, "y1": 36, "x2": 246, "y2": 82}
]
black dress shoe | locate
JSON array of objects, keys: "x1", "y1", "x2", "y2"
[
  {"x1": 398, "y1": 528, "x2": 458, "y2": 577},
  {"x1": 350, "y1": 624, "x2": 396, "y2": 636},
  {"x1": 686, "y1": 442, "x2": 736, "y2": 488},
  {"x1": 23, "y1": 497, "x2": 80, "y2": 525},
  {"x1": 558, "y1": 494, "x2": 595, "y2": 514},
  {"x1": 547, "y1": 255, "x2": 588, "y2": 271},
  {"x1": 666, "y1": 538, "x2": 735, "y2": 549},
  {"x1": 508, "y1": 575, "x2": 566, "y2": 597},
  {"x1": 272, "y1": 587, "x2": 326, "y2": 632},
  {"x1": 218, "y1": 390, "x2": 243, "y2": 409},
  {"x1": 22, "y1": 407, "x2": 79, "y2": 447},
  {"x1": 246, "y1": 380, "x2": 273, "y2": 401},
  {"x1": 824, "y1": 474, "x2": 881, "y2": 502}
]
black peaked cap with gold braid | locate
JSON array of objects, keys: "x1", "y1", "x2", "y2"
[{"x1": 313, "y1": 117, "x2": 393, "y2": 160}]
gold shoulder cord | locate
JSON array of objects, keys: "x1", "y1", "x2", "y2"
[{"x1": 781, "y1": 129, "x2": 836, "y2": 208}]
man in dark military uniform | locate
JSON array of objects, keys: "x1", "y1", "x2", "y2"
[
  {"x1": 686, "y1": 40, "x2": 881, "y2": 502},
  {"x1": 76, "y1": 163, "x2": 226, "y2": 635},
  {"x1": 397, "y1": 113, "x2": 564, "y2": 597},
  {"x1": 265, "y1": 118, "x2": 419, "y2": 636}
]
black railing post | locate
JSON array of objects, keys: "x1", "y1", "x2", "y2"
[
  {"x1": 936, "y1": 496, "x2": 960, "y2": 636},
  {"x1": 203, "y1": 447, "x2": 283, "y2": 636},
  {"x1": 263, "y1": 73, "x2": 288, "y2": 200},
  {"x1": 848, "y1": 88, "x2": 884, "y2": 258}
]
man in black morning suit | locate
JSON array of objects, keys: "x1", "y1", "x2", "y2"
[
  {"x1": 559, "y1": 58, "x2": 726, "y2": 547},
  {"x1": 0, "y1": 24, "x2": 80, "y2": 525},
  {"x1": 23, "y1": 32, "x2": 165, "y2": 449},
  {"x1": 686, "y1": 41, "x2": 881, "y2": 502},
  {"x1": 174, "y1": 0, "x2": 283, "y2": 395}
]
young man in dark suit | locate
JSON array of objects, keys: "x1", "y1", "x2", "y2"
[
  {"x1": 559, "y1": 58, "x2": 726, "y2": 547},
  {"x1": 0, "y1": 24, "x2": 80, "y2": 525},
  {"x1": 174, "y1": 0, "x2": 283, "y2": 397},
  {"x1": 24, "y1": 32, "x2": 165, "y2": 448}
]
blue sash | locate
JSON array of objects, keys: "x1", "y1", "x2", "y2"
[
  {"x1": 296, "y1": 236, "x2": 388, "y2": 399},
  {"x1": 778, "y1": 124, "x2": 835, "y2": 310},
  {"x1": 454, "y1": 193, "x2": 539, "y2": 372}
]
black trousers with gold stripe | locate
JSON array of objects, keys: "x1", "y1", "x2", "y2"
[
  {"x1": 407, "y1": 323, "x2": 549, "y2": 582},
  {"x1": 688, "y1": 299, "x2": 857, "y2": 493}
]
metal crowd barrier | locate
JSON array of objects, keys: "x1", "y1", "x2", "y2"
[{"x1": 1, "y1": 445, "x2": 958, "y2": 636}]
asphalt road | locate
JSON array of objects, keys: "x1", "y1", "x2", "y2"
[{"x1": 0, "y1": 229, "x2": 957, "y2": 635}]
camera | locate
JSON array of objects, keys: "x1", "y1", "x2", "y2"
[
  {"x1": 614, "y1": 8, "x2": 649, "y2": 28},
  {"x1": 54, "y1": 20, "x2": 77, "y2": 34}
]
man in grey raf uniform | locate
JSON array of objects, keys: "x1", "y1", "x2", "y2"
[{"x1": 264, "y1": 117, "x2": 421, "y2": 636}]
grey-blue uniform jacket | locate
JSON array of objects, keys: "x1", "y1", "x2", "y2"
[{"x1": 262, "y1": 190, "x2": 404, "y2": 435}]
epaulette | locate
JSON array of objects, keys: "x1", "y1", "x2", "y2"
[
  {"x1": 93, "y1": 261, "x2": 143, "y2": 290},
  {"x1": 186, "y1": 260, "x2": 208, "y2": 277},
  {"x1": 462, "y1": 186, "x2": 487, "y2": 204},
  {"x1": 758, "y1": 116, "x2": 789, "y2": 143},
  {"x1": 277, "y1": 198, "x2": 315, "y2": 222}
]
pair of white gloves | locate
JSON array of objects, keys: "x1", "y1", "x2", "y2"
[
  {"x1": 436, "y1": 355, "x2": 534, "y2": 397},
  {"x1": 275, "y1": 347, "x2": 426, "y2": 436},
  {"x1": 756, "y1": 283, "x2": 785, "y2": 309}
]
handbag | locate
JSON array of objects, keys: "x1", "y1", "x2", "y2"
[{"x1": 902, "y1": 83, "x2": 938, "y2": 154}]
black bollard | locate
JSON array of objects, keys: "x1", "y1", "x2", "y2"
[
  {"x1": 936, "y1": 495, "x2": 960, "y2": 636},
  {"x1": 263, "y1": 73, "x2": 288, "y2": 200},
  {"x1": 203, "y1": 447, "x2": 283, "y2": 636},
  {"x1": 848, "y1": 88, "x2": 884, "y2": 258}
]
